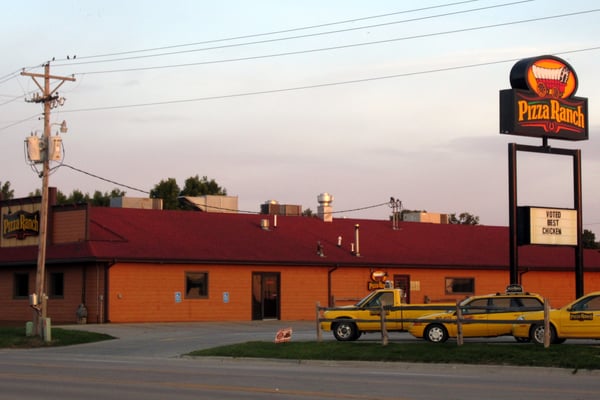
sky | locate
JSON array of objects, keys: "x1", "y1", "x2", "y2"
[{"x1": 1, "y1": 0, "x2": 599, "y2": 228}]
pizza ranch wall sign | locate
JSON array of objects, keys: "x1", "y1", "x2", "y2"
[
  {"x1": 500, "y1": 55, "x2": 589, "y2": 141},
  {"x1": 367, "y1": 270, "x2": 388, "y2": 290},
  {"x1": 2, "y1": 210, "x2": 40, "y2": 240}
]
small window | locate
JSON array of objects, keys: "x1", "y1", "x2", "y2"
[
  {"x1": 14, "y1": 273, "x2": 29, "y2": 298},
  {"x1": 49, "y1": 272, "x2": 64, "y2": 298},
  {"x1": 185, "y1": 272, "x2": 208, "y2": 299},
  {"x1": 445, "y1": 277, "x2": 475, "y2": 295},
  {"x1": 519, "y1": 297, "x2": 544, "y2": 311}
]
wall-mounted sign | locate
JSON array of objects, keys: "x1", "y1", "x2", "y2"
[
  {"x1": 367, "y1": 270, "x2": 388, "y2": 290},
  {"x1": 2, "y1": 210, "x2": 40, "y2": 240},
  {"x1": 517, "y1": 207, "x2": 577, "y2": 246},
  {"x1": 370, "y1": 270, "x2": 388, "y2": 282},
  {"x1": 500, "y1": 55, "x2": 588, "y2": 141}
]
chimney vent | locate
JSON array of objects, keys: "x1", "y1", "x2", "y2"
[
  {"x1": 317, "y1": 193, "x2": 334, "y2": 222},
  {"x1": 354, "y1": 224, "x2": 360, "y2": 256}
]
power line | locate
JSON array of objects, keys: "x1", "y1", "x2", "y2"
[
  {"x1": 0, "y1": 113, "x2": 41, "y2": 132},
  {"x1": 64, "y1": 1, "x2": 533, "y2": 70},
  {"x1": 75, "y1": 8, "x2": 597, "y2": 76},
  {"x1": 59, "y1": 46, "x2": 600, "y2": 114},
  {"x1": 59, "y1": 164, "x2": 150, "y2": 195},
  {"x1": 51, "y1": 0, "x2": 484, "y2": 64},
  {"x1": 58, "y1": 163, "x2": 390, "y2": 216}
]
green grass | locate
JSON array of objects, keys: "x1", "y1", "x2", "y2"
[
  {"x1": 0, "y1": 326, "x2": 114, "y2": 348},
  {"x1": 188, "y1": 341, "x2": 600, "y2": 371}
]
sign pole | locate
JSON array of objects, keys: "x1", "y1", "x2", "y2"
[{"x1": 508, "y1": 143, "x2": 519, "y2": 284}]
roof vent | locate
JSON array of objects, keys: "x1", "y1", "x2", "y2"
[
  {"x1": 260, "y1": 219, "x2": 270, "y2": 230},
  {"x1": 317, "y1": 193, "x2": 333, "y2": 222}
]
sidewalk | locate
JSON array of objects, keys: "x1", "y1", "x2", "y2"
[{"x1": 53, "y1": 320, "x2": 321, "y2": 358}]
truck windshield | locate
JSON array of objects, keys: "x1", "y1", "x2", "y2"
[{"x1": 355, "y1": 292, "x2": 377, "y2": 308}]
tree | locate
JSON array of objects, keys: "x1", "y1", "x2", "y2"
[
  {"x1": 448, "y1": 212, "x2": 480, "y2": 225},
  {"x1": 90, "y1": 189, "x2": 127, "y2": 207},
  {"x1": 302, "y1": 208, "x2": 314, "y2": 217},
  {"x1": 65, "y1": 189, "x2": 87, "y2": 204},
  {"x1": 151, "y1": 175, "x2": 227, "y2": 210},
  {"x1": 180, "y1": 175, "x2": 227, "y2": 197},
  {"x1": 582, "y1": 229, "x2": 599, "y2": 249},
  {"x1": 0, "y1": 181, "x2": 14, "y2": 200},
  {"x1": 150, "y1": 178, "x2": 181, "y2": 210}
]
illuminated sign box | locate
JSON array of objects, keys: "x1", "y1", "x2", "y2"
[
  {"x1": 499, "y1": 55, "x2": 589, "y2": 142},
  {"x1": 500, "y1": 89, "x2": 588, "y2": 141},
  {"x1": 517, "y1": 207, "x2": 578, "y2": 246}
]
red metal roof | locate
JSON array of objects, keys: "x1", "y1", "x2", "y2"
[{"x1": 2, "y1": 206, "x2": 600, "y2": 269}]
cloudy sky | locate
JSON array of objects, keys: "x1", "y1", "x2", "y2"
[{"x1": 1, "y1": 0, "x2": 599, "y2": 228}]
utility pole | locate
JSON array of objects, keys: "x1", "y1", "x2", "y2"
[{"x1": 21, "y1": 63, "x2": 74, "y2": 339}]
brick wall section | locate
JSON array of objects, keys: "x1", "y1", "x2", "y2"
[
  {"x1": 0, "y1": 264, "x2": 99, "y2": 324},
  {"x1": 0, "y1": 267, "x2": 35, "y2": 322}
]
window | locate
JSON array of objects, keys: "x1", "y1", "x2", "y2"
[
  {"x1": 445, "y1": 277, "x2": 475, "y2": 295},
  {"x1": 365, "y1": 292, "x2": 394, "y2": 308},
  {"x1": 462, "y1": 298, "x2": 488, "y2": 315},
  {"x1": 185, "y1": 272, "x2": 208, "y2": 299},
  {"x1": 14, "y1": 273, "x2": 29, "y2": 298},
  {"x1": 49, "y1": 272, "x2": 64, "y2": 298}
]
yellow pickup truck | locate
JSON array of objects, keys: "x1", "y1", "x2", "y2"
[{"x1": 320, "y1": 288, "x2": 454, "y2": 341}]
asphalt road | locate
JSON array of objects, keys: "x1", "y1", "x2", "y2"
[{"x1": 0, "y1": 321, "x2": 599, "y2": 400}]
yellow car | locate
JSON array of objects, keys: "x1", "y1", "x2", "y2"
[
  {"x1": 408, "y1": 288, "x2": 545, "y2": 343},
  {"x1": 512, "y1": 291, "x2": 600, "y2": 344}
]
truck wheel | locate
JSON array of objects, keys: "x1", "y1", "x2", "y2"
[
  {"x1": 530, "y1": 323, "x2": 559, "y2": 345},
  {"x1": 424, "y1": 324, "x2": 448, "y2": 343},
  {"x1": 332, "y1": 320, "x2": 359, "y2": 341}
]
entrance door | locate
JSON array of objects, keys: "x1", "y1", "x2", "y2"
[
  {"x1": 252, "y1": 272, "x2": 280, "y2": 320},
  {"x1": 393, "y1": 274, "x2": 410, "y2": 304}
]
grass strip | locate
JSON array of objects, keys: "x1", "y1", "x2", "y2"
[
  {"x1": 188, "y1": 341, "x2": 600, "y2": 370},
  {"x1": 0, "y1": 326, "x2": 114, "y2": 348}
]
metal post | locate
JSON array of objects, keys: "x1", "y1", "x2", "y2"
[
  {"x1": 573, "y1": 150, "x2": 584, "y2": 298},
  {"x1": 508, "y1": 143, "x2": 519, "y2": 284}
]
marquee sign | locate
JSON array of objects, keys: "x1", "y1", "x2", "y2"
[
  {"x1": 517, "y1": 207, "x2": 578, "y2": 246},
  {"x1": 2, "y1": 210, "x2": 40, "y2": 240},
  {"x1": 500, "y1": 55, "x2": 588, "y2": 141}
]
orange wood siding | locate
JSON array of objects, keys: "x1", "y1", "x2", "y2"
[
  {"x1": 52, "y1": 209, "x2": 87, "y2": 243},
  {"x1": 108, "y1": 263, "x2": 331, "y2": 322},
  {"x1": 106, "y1": 263, "x2": 600, "y2": 323}
]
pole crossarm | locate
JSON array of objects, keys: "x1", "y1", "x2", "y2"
[{"x1": 21, "y1": 68, "x2": 75, "y2": 100}]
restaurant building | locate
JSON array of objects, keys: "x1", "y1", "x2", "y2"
[{"x1": 2, "y1": 191, "x2": 600, "y2": 324}]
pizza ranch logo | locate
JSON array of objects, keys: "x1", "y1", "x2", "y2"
[
  {"x1": 500, "y1": 55, "x2": 588, "y2": 141},
  {"x1": 525, "y1": 58, "x2": 577, "y2": 99}
]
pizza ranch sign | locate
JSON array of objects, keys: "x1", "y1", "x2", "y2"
[
  {"x1": 500, "y1": 55, "x2": 588, "y2": 141},
  {"x1": 2, "y1": 210, "x2": 40, "y2": 240}
]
